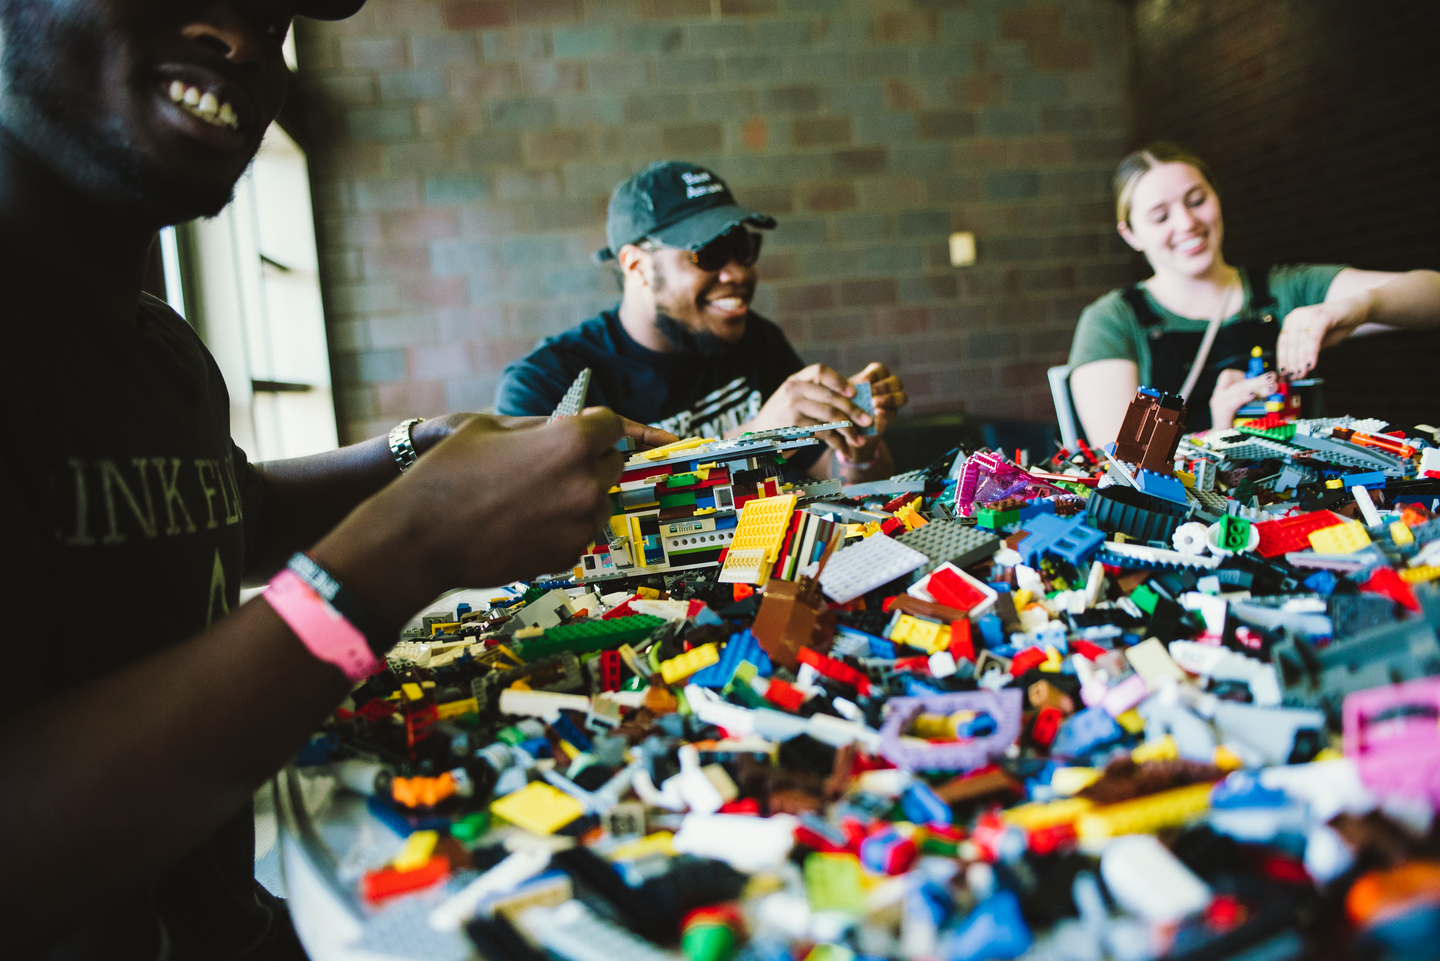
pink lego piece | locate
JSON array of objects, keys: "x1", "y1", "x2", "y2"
[
  {"x1": 1344, "y1": 677, "x2": 1440, "y2": 805},
  {"x1": 1101, "y1": 672, "x2": 1150, "y2": 717}
]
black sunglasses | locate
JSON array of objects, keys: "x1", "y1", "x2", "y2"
[{"x1": 644, "y1": 228, "x2": 763, "y2": 272}]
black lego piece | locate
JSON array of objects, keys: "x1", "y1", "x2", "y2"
[{"x1": 1085, "y1": 484, "x2": 1189, "y2": 543}]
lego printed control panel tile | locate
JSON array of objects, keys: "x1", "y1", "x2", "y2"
[{"x1": 819, "y1": 534, "x2": 929, "y2": 604}]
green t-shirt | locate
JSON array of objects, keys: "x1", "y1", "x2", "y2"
[{"x1": 1067, "y1": 264, "x2": 1346, "y2": 387}]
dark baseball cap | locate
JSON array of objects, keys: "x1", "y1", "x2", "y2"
[
  {"x1": 595, "y1": 161, "x2": 776, "y2": 263},
  {"x1": 295, "y1": 0, "x2": 366, "y2": 19}
]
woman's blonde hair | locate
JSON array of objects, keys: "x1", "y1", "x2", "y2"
[{"x1": 1114, "y1": 142, "x2": 1217, "y2": 225}]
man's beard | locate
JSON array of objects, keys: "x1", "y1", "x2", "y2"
[
  {"x1": 0, "y1": 3, "x2": 240, "y2": 224},
  {"x1": 654, "y1": 311, "x2": 731, "y2": 358}
]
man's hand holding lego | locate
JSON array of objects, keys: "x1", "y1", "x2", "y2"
[
  {"x1": 313, "y1": 411, "x2": 628, "y2": 630},
  {"x1": 737, "y1": 361, "x2": 906, "y2": 479}
]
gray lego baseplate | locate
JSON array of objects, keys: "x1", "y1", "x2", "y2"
[
  {"x1": 549, "y1": 367, "x2": 592, "y2": 422},
  {"x1": 819, "y1": 534, "x2": 929, "y2": 604},
  {"x1": 894, "y1": 520, "x2": 1001, "y2": 577}
]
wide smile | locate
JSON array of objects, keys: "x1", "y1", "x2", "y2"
[
  {"x1": 149, "y1": 65, "x2": 256, "y2": 151},
  {"x1": 703, "y1": 295, "x2": 750, "y2": 319},
  {"x1": 1175, "y1": 234, "x2": 1208, "y2": 256}
]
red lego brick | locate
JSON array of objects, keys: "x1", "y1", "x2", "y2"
[
  {"x1": 597, "y1": 650, "x2": 622, "y2": 692},
  {"x1": 796, "y1": 647, "x2": 872, "y2": 696},
  {"x1": 1010, "y1": 646, "x2": 1047, "y2": 675},
  {"x1": 949, "y1": 619, "x2": 976, "y2": 662},
  {"x1": 1253, "y1": 510, "x2": 1343, "y2": 558},
  {"x1": 1032, "y1": 706, "x2": 1063, "y2": 747},
  {"x1": 926, "y1": 567, "x2": 988, "y2": 612},
  {"x1": 1363, "y1": 566, "x2": 1420, "y2": 613}
]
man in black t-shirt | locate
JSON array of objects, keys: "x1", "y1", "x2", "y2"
[
  {"x1": 0, "y1": 3, "x2": 668, "y2": 958},
  {"x1": 496, "y1": 161, "x2": 909, "y2": 480}
]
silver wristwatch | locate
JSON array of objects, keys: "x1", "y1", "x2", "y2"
[{"x1": 388, "y1": 417, "x2": 424, "y2": 473}]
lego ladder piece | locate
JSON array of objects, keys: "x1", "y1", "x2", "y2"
[
  {"x1": 878, "y1": 689, "x2": 1023, "y2": 771},
  {"x1": 717, "y1": 493, "x2": 798, "y2": 585},
  {"x1": 549, "y1": 367, "x2": 592, "y2": 422},
  {"x1": 818, "y1": 534, "x2": 929, "y2": 604}
]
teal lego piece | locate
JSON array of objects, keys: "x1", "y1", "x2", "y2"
[{"x1": 517, "y1": 614, "x2": 665, "y2": 661}]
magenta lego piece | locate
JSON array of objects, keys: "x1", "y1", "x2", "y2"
[
  {"x1": 1343, "y1": 676, "x2": 1440, "y2": 805},
  {"x1": 956, "y1": 452, "x2": 1073, "y2": 518},
  {"x1": 878, "y1": 690, "x2": 1023, "y2": 772}
]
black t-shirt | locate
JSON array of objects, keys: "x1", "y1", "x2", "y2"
[
  {"x1": 0, "y1": 276, "x2": 277, "y2": 960},
  {"x1": 494, "y1": 308, "x2": 823, "y2": 469}
]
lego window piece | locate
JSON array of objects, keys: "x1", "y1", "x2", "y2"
[
  {"x1": 549, "y1": 367, "x2": 592, "y2": 422},
  {"x1": 718, "y1": 493, "x2": 798, "y2": 585},
  {"x1": 895, "y1": 520, "x2": 1002, "y2": 576},
  {"x1": 818, "y1": 534, "x2": 929, "y2": 604}
]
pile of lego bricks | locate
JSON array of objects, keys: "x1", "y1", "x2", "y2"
[{"x1": 293, "y1": 398, "x2": 1440, "y2": 961}]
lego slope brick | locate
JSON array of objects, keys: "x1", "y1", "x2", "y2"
[{"x1": 819, "y1": 534, "x2": 929, "y2": 604}]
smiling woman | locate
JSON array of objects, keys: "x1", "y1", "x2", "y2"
[{"x1": 1065, "y1": 142, "x2": 1440, "y2": 444}]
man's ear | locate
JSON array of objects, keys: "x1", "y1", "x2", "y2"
[
  {"x1": 617, "y1": 244, "x2": 651, "y2": 290},
  {"x1": 1116, "y1": 221, "x2": 1143, "y2": 252}
]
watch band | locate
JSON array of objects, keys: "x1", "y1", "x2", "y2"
[{"x1": 388, "y1": 417, "x2": 424, "y2": 473}]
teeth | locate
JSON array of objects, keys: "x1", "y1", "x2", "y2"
[
  {"x1": 164, "y1": 81, "x2": 239, "y2": 130},
  {"x1": 710, "y1": 297, "x2": 743, "y2": 310}
]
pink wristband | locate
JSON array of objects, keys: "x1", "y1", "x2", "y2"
[{"x1": 264, "y1": 568, "x2": 381, "y2": 683}]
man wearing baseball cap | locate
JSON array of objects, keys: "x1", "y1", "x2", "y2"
[
  {"x1": 497, "y1": 161, "x2": 908, "y2": 480},
  {"x1": 0, "y1": 2, "x2": 676, "y2": 957}
]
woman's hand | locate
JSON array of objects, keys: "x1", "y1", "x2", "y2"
[
  {"x1": 1209, "y1": 369, "x2": 1277, "y2": 432},
  {"x1": 1275, "y1": 299, "x2": 1366, "y2": 378}
]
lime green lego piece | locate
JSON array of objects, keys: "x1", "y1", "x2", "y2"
[
  {"x1": 1130, "y1": 583, "x2": 1159, "y2": 615},
  {"x1": 450, "y1": 811, "x2": 490, "y2": 843},
  {"x1": 804, "y1": 852, "x2": 867, "y2": 914},
  {"x1": 1237, "y1": 422, "x2": 1296, "y2": 442},
  {"x1": 976, "y1": 508, "x2": 1020, "y2": 531},
  {"x1": 516, "y1": 614, "x2": 665, "y2": 661}
]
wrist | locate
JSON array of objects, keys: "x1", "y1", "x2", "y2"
[{"x1": 311, "y1": 498, "x2": 436, "y2": 634}]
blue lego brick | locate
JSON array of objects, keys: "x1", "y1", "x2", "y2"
[
  {"x1": 977, "y1": 613, "x2": 1004, "y2": 648},
  {"x1": 1341, "y1": 471, "x2": 1387, "y2": 490},
  {"x1": 366, "y1": 796, "x2": 453, "y2": 837},
  {"x1": 1134, "y1": 469, "x2": 1188, "y2": 505},
  {"x1": 1014, "y1": 514, "x2": 1105, "y2": 569},
  {"x1": 900, "y1": 781, "x2": 951, "y2": 825},
  {"x1": 551, "y1": 713, "x2": 594, "y2": 753},
  {"x1": 715, "y1": 514, "x2": 738, "y2": 530},
  {"x1": 689, "y1": 628, "x2": 772, "y2": 687},
  {"x1": 1016, "y1": 500, "x2": 1057, "y2": 522},
  {"x1": 1050, "y1": 707, "x2": 1124, "y2": 759},
  {"x1": 1304, "y1": 570, "x2": 1338, "y2": 596},
  {"x1": 1137, "y1": 386, "x2": 1161, "y2": 399},
  {"x1": 940, "y1": 889, "x2": 1032, "y2": 961},
  {"x1": 694, "y1": 495, "x2": 715, "y2": 511}
]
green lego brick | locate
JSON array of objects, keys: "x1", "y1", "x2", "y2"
[
  {"x1": 1218, "y1": 514, "x2": 1252, "y2": 552},
  {"x1": 517, "y1": 614, "x2": 665, "y2": 661},
  {"x1": 660, "y1": 491, "x2": 697, "y2": 509},
  {"x1": 667, "y1": 473, "x2": 700, "y2": 488},
  {"x1": 975, "y1": 508, "x2": 1020, "y2": 531},
  {"x1": 1236, "y1": 422, "x2": 1297, "y2": 442},
  {"x1": 1130, "y1": 583, "x2": 1160, "y2": 615},
  {"x1": 520, "y1": 585, "x2": 548, "y2": 606}
]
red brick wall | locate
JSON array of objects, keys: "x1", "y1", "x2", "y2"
[
  {"x1": 1129, "y1": 0, "x2": 1440, "y2": 426},
  {"x1": 296, "y1": 0, "x2": 1132, "y2": 442}
]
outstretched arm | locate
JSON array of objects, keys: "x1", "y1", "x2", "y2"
[
  {"x1": 0, "y1": 413, "x2": 626, "y2": 955},
  {"x1": 249, "y1": 413, "x2": 674, "y2": 582},
  {"x1": 1276, "y1": 268, "x2": 1440, "y2": 378},
  {"x1": 1070, "y1": 358, "x2": 1140, "y2": 448}
]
